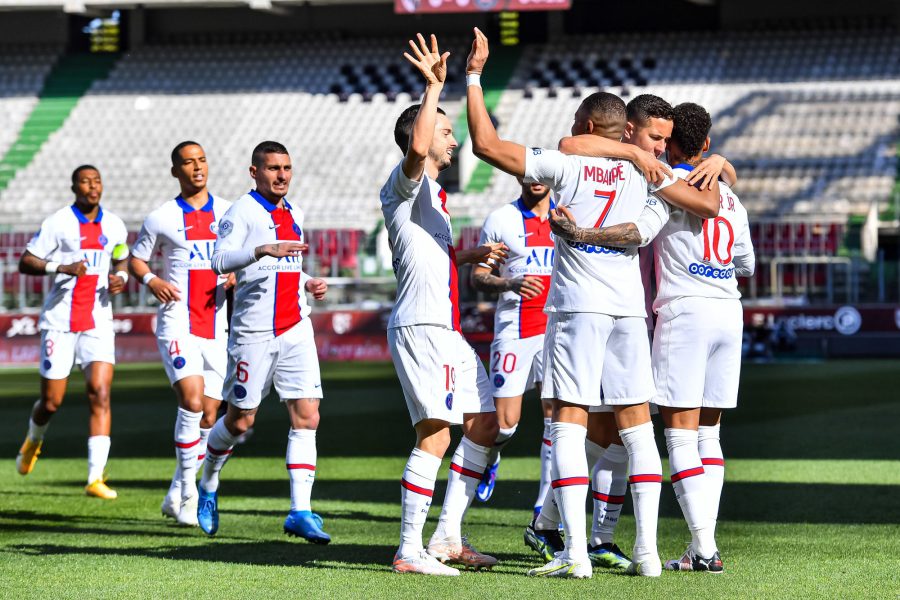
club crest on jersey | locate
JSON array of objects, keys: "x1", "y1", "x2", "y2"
[
  {"x1": 531, "y1": 148, "x2": 542, "y2": 155},
  {"x1": 233, "y1": 385, "x2": 247, "y2": 399},
  {"x1": 43, "y1": 360, "x2": 51, "y2": 370},
  {"x1": 209, "y1": 222, "x2": 219, "y2": 235},
  {"x1": 98, "y1": 234, "x2": 108, "y2": 246},
  {"x1": 493, "y1": 374, "x2": 505, "y2": 388},
  {"x1": 445, "y1": 393, "x2": 453, "y2": 410},
  {"x1": 218, "y1": 220, "x2": 233, "y2": 238},
  {"x1": 173, "y1": 356, "x2": 186, "y2": 370}
]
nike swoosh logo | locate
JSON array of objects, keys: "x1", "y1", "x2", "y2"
[
  {"x1": 314, "y1": 383, "x2": 322, "y2": 388},
  {"x1": 177, "y1": 226, "x2": 193, "y2": 232},
  {"x1": 519, "y1": 232, "x2": 534, "y2": 238},
  {"x1": 268, "y1": 225, "x2": 278, "y2": 229}
]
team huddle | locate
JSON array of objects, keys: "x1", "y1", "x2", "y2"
[{"x1": 13, "y1": 28, "x2": 755, "y2": 579}]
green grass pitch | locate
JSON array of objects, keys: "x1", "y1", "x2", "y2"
[{"x1": 1, "y1": 360, "x2": 899, "y2": 599}]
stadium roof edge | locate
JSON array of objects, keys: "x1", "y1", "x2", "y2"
[{"x1": 0, "y1": 0, "x2": 390, "y2": 13}]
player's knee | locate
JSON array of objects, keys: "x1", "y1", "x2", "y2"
[
  {"x1": 86, "y1": 384, "x2": 111, "y2": 410},
  {"x1": 200, "y1": 411, "x2": 218, "y2": 429}
]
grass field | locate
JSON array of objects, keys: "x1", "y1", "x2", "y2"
[{"x1": 1, "y1": 360, "x2": 899, "y2": 599}]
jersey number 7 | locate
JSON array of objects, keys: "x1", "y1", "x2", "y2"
[{"x1": 592, "y1": 190, "x2": 617, "y2": 227}]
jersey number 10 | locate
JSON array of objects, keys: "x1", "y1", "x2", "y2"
[{"x1": 702, "y1": 216, "x2": 735, "y2": 265}]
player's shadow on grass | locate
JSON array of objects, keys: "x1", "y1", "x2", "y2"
[{"x1": 9, "y1": 541, "x2": 396, "y2": 570}]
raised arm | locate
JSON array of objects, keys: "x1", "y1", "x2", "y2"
[
  {"x1": 685, "y1": 153, "x2": 738, "y2": 189},
  {"x1": 401, "y1": 33, "x2": 450, "y2": 181},
  {"x1": 466, "y1": 28, "x2": 526, "y2": 176},
  {"x1": 656, "y1": 178, "x2": 720, "y2": 219},
  {"x1": 558, "y1": 135, "x2": 671, "y2": 185}
]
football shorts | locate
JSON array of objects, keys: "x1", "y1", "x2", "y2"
[
  {"x1": 157, "y1": 333, "x2": 227, "y2": 400},
  {"x1": 39, "y1": 328, "x2": 115, "y2": 380}
]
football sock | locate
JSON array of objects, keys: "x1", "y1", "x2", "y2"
[
  {"x1": 198, "y1": 427, "x2": 211, "y2": 464},
  {"x1": 620, "y1": 421, "x2": 662, "y2": 562},
  {"x1": 666, "y1": 428, "x2": 716, "y2": 558},
  {"x1": 175, "y1": 408, "x2": 202, "y2": 496},
  {"x1": 86, "y1": 435, "x2": 111, "y2": 484},
  {"x1": 698, "y1": 424, "x2": 725, "y2": 532},
  {"x1": 534, "y1": 417, "x2": 553, "y2": 512},
  {"x1": 486, "y1": 425, "x2": 517, "y2": 468},
  {"x1": 591, "y1": 443, "x2": 628, "y2": 546},
  {"x1": 550, "y1": 421, "x2": 589, "y2": 561},
  {"x1": 199, "y1": 418, "x2": 237, "y2": 493},
  {"x1": 399, "y1": 448, "x2": 441, "y2": 558},
  {"x1": 287, "y1": 428, "x2": 317, "y2": 512},
  {"x1": 28, "y1": 417, "x2": 48, "y2": 443},
  {"x1": 585, "y1": 439, "x2": 604, "y2": 469},
  {"x1": 433, "y1": 436, "x2": 490, "y2": 542}
]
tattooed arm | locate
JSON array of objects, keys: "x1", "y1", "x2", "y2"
[
  {"x1": 471, "y1": 263, "x2": 545, "y2": 298},
  {"x1": 549, "y1": 200, "x2": 669, "y2": 249}
]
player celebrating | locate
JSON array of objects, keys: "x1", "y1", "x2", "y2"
[
  {"x1": 130, "y1": 141, "x2": 233, "y2": 526},
  {"x1": 382, "y1": 33, "x2": 509, "y2": 577},
  {"x1": 15, "y1": 165, "x2": 129, "y2": 499},
  {"x1": 200, "y1": 141, "x2": 331, "y2": 544},
  {"x1": 470, "y1": 179, "x2": 555, "y2": 514},
  {"x1": 552, "y1": 103, "x2": 754, "y2": 572},
  {"x1": 465, "y1": 28, "x2": 720, "y2": 578}
]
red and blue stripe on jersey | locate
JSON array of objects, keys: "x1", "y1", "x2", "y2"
[
  {"x1": 177, "y1": 194, "x2": 218, "y2": 340},
  {"x1": 516, "y1": 198, "x2": 553, "y2": 339},
  {"x1": 70, "y1": 205, "x2": 104, "y2": 332},
  {"x1": 438, "y1": 187, "x2": 461, "y2": 332},
  {"x1": 250, "y1": 190, "x2": 303, "y2": 337}
]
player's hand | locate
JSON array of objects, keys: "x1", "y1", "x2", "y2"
[
  {"x1": 509, "y1": 275, "x2": 545, "y2": 300},
  {"x1": 108, "y1": 273, "x2": 126, "y2": 296},
  {"x1": 257, "y1": 242, "x2": 308, "y2": 259},
  {"x1": 305, "y1": 278, "x2": 327, "y2": 301},
  {"x1": 148, "y1": 277, "x2": 181, "y2": 303},
  {"x1": 221, "y1": 273, "x2": 237, "y2": 290},
  {"x1": 404, "y1": 33, "x2": 449, "y2": 86},
  {"x1": 631, "y1": 150, "x2": 672, "y2": 186},
  {"x1": 476, "y1": 242, "x2": 509, "y2": 267},
  {"x1": 686, "y1": 154, "x2": 726, "y2": 190},
  {"x1": 466, "y1": 27, "x2": 490, "y2": 74},
  {"x1": 59, "y1": 261, "x2": 87, "y2": 277},
  {"x1": 549, "y1": 205, "x2": 581, "y2": 241}
]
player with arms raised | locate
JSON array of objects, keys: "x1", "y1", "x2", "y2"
[
  {"x1": 15, "y1": 165, "x2": 129, "y2": 500},
  {"x1": 551, "y1": 103, "x2": 754, "y2": 573},
  {"x1": 470, "y1": 179, "x2": 555, "y2": 515},
  {"x1": 200, "y1": 141, "x2": 331, "y2": 544},
  {"x1": 465, "y1": 28, "x2": 720, "y2": 578},
  {"x1": 382, "y1": 33, "x2": 509, "y2": 576},
  {"x1": 130, "y1": 141, "x2": 234, "y2": 526}
]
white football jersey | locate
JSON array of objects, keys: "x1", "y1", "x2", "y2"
[
  {"x1": 636, "y1": 164, "x2": 755, "y2": 311},
  {"x1": 131, "y1": 194, "x2": 232, "y2": 341},
  {"x1": 26, "y1": 204, "x2": 128, "y2": 333},
  {"x1": 524, "y1": 148, "x2": 675, "y2": 317},
  {"x1": 479, "y1": 199, "x2": 555, "y2": 340},
  {"x1": 380, "y1": 161, "x2": 460, "y2": 331},
  {"x1": 212, "y1": 190, "x2": 311, "y2": 345}
]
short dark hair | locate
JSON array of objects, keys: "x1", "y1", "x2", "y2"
[
  {"x1": 71, "y1": 164, "x2": 99, "y2": 185},
  {"x1": 393, "y1": 104, "x2": 447, "y2": 153},
  {"x1": 252, "y1": 141, "x2": 290, "y2": 167},
  {"x1": 171, "y1": 140, "x2": 202, "y2": 166},
  {"x1": 672, "y1": 102, "x2": 712, "y2": 158},
  {"x1": 579, "y1": 92, "x2": 627, "y2": 127},
  {"x1": 626, "y1": 94, "x2": 674, "y2": 126}
]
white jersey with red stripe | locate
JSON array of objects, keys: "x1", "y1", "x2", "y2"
[
  {"x1": 131, "y1": 194, "x2": 232, "y2": 341},
  {"x1": 523, "y1": 148, "x2": 675, "y2": 318},
  {"x1": 636, "y1": 164, "x2": 754, "y2": 312},
  {"x1": 380, "y1": 161, "x2": 460, "y2": 331},
  {"x1": 26, "y1": 204, "x2": 128, "y2": 333},
  {"x1": 478, "y1": 198, "x2": 555, "y2": 340},
  {"x1": 212, "y1": 190, "x2": 311, "y2": 345}
]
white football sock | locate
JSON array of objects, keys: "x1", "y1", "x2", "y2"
[
  {"x1": 550, "y1": 422, "x2": 589, "y2": 561},
  {"x1": 585, "y1": 439, "x2": 605, "y2": 468},
  {"x1": 432, "y1": 436, "x2": 490, "y2": 543},
  {"x1": 199, "y1": 418, "x2": 237, "y2": 493},
  {"x1": 198, "y1": 427, "x2": 211, "y2": 464},
  {"x1": 666, "y1": 428, "x2": 716, "y2": 557},
  {"x1": 399, "y1": 447, "x2": 441, "y2": 558},
  {"x1": 591, "y1": 443, "x2": 628, "y2": 546},
  {"x1": 175, "y1": 408, "x2": 202, "y2": 496},
  {"x1": 287, "y1": 428, "x2": 317, "y2": 512},
  {"x1": 620, "y1": 421, "x2": 662, "y2": 562},
  {"x1": 698, "y1": 424, "x2": 725, "y2": 532},
  {"x1": 87, "y1": 435, "x2": 111, "y2": 484},
  {"x1": 486, "y1": 425, "x2": 517, "y2": 467},
  {"x1": 534, "y1": 418, "x2": 553, "y2": 512},
  {"x1": 28, "y1": 417, "x2": 48, "y2": 443}
]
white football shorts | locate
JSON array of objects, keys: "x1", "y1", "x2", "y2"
[
  {"x1": 541, "y1": 312, "x2": 654, "y2": 408},
  {"x1": 157, "y1": 333, "x2": 227, "y2": 400},
  {"x1": 39, "y1": 328, "x2": 115, "y2": 380},
  {"x1": 388, "y1": 325, "x2": 494, "y2": 426},
  {"x1": 651, "y1": 297, "x2": 743, "y2": 410},
  {"x1": 489, "y1": 334, "x2": 544, "y2": 398},
  {"x1": 224, "y1": 318, "x2": 323, "y2": 410}
]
